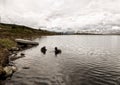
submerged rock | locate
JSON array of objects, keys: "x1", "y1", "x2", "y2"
[{"x1": 22, "y1": 66, "x2": 30, "y2": 69}]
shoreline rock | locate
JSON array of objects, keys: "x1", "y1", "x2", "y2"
[
  {"x1": 15, "y1": 39, "x2": 39, "y2": 45},
  {"x1": 0, "y1": 39, "x2": 39, "y2": 82}
]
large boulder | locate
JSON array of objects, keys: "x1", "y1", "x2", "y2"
[{"x1": 15, "y1": 39, "x2": 39, "y2": 45}]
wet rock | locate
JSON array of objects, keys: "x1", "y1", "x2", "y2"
[
  {"x1": 0, "y1": 66, "x2": 6, "y2": 80},
  {"x1": 0, "y1": 65, "x2": 17, "y2": 80},
  {"x1": 3, "y1": 65, "x2": 17, "y2": 78},
  {"x1": 20, "y1": 53, "x2": 25, "y2": 56},
  {"x1": 15, "y1": 39, "x2": 39, "y2": 45},
  {"x1": 9, "y1": 47, "x2": 20, "y2": 51},
  {"x1": 9, "y1": 52, "x2": 25, "y2": 61},
  {"x1": 22, "y1": 66, "x2": 30, "y2": 69},
  {"x1": 9, "y1": 54, "x2": 25, "y2": 61}
]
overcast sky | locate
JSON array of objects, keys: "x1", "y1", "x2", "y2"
[{"x1": 0, "y1": 0, "x2": 120, "y2": 31}]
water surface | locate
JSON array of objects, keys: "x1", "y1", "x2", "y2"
[{"x1": 6, "y1": 35, "x2": 120, "y2": 85}]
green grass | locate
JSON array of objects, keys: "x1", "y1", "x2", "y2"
[{"x1": 0, "y1": 38, "x2": 16, "y2": 49}]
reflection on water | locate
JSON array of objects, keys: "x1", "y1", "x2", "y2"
[{"x1": 6, "y1": 35, "x2": 120, "y2": 85}]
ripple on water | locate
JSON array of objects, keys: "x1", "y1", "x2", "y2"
[{"x1": 5, "y1": 35, "x2": 120, "y2": 85}]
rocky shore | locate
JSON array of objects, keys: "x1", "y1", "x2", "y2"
[
  {"x1": 0, "y1": 23, "x2": 59, "y2": 83},
  {"x1": 0, "y1": 39, "x2": 39, "y2": 81}
]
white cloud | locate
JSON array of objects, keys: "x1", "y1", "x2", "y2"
[{"x1": 0, "y1": 0, "x2": 120, "y2": 33}]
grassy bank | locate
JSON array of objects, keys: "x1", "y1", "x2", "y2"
[
  {"x1": 0, "y1": 23, "x2": 59, "y2": 68},
  {"x1": 0, "y1": 23, "x2": 58, "y2": 39}
]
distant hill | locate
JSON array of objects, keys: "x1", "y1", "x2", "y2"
[{"x1": 0, "y1": 23, "x2": 60, "y2": 39}]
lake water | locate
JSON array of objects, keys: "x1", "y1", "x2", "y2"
[{"x1": 6, "y1": 35, "x2": 120, "y2": 85}]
